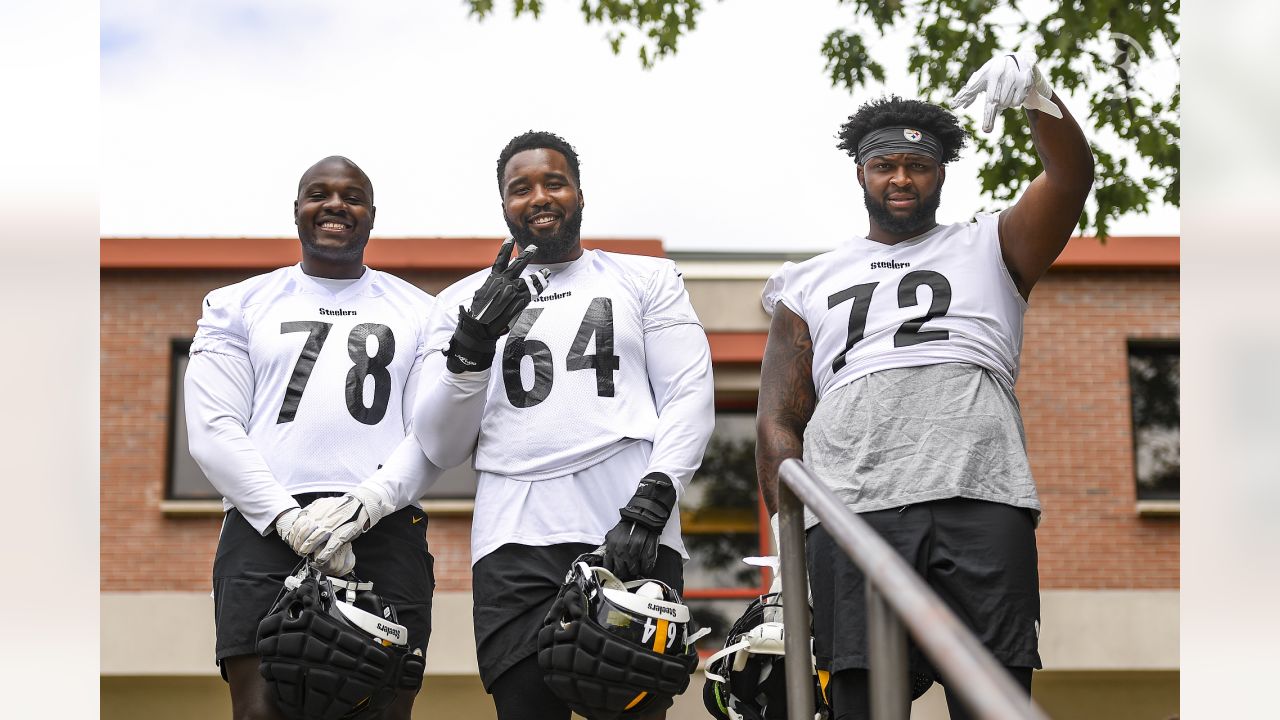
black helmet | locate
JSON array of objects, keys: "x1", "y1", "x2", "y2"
[
  {"x1": 538, "y1": 560, "x2": 708, "y2": 720},
  {"x1": 704, "y1": 593, "x2": 932, "y2": 720},
  {"x1": 256, "y1": 563, "x2": 425, "y2": 720},
  {"x1": 702, "y1": 593, "x2": 829, "y2": 720}
]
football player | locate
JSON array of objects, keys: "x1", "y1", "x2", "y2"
[
  {"x1": 755, "y1": 50, "x2": 1094, "y2": 719},
  {"x1": 412, "y1": 131, "x2": 716, "y2": 720},
  {"x1": 186, "y1": 156, "x2": 538, "y2": 720}
]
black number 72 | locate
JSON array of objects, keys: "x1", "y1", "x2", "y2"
[{"x1": 827, "y1": 270, "x2": 952, "y2": 373}]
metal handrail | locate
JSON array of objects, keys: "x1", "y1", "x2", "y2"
[{"x1": 776, "y1": 458, "x2": 1051, "y2": 720}]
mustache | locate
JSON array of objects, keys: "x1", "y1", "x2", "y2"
[{"x1": 504, "y1": 206, "x2": 583, "y2": 260}]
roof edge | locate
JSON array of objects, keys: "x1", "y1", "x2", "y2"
[{"x1": 100, "y1": 236, "x2": 666, "y2": 270}]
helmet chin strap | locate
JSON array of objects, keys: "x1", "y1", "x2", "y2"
[{"x1": 327, "y1": 575, "x2": 374, "y2": 602}]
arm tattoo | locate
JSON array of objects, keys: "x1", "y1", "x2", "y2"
[{"x1": 755, "y1": 305, "x2": 817, "y2": 514}]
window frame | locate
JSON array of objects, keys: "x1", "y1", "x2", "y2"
[
  {"x1": 1126, "y1": 338, "x2": 1180, "y2": 505},
  {"x1": 165, "y1": 338, "x2": 223, "y2": 502}
]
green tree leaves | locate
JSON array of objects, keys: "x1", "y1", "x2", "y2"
[{"x1": 466, "y1": 0, "x2": 1179, "y2": 238}]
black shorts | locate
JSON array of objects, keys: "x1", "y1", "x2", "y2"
[
  {"x1": 471, "y1": 542, "x2": 685, "y2": 691},
  {"x1": 212, "y1": 492, "x2": 436, "y2": 675},
  {"x1": 807, "y1": 498, "x2": 1041, "y2": 677}
]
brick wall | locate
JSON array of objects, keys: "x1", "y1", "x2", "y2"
[
  {"x1": 100, "y1": 266, "x2": 1179, "y2": 593},
  {"x1": 1019, "y1": 270, "x2": 1180, "y2": 589}
]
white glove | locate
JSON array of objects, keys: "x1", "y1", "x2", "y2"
[
  {"x1": 951, "y1": 50, "x2": 1062, "y2": 133},
  {"x1": 274, "y1": 506, "x2": 358, "y2": 575},
  {"x1": 275, "y1": 507, "x2": 308, "y2": 554},
  {"x1": 317, "y1": 541, "x2": 356, "y2": 577},
  {"x1": 288, "y1": 486, "x2": 393, "y2": 559}
]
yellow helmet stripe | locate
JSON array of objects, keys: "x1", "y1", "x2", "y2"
[
  {"x1": 625, "y1": 618, "x2": 672, "y2": 710},
  {"x1": 653, "y1": 619, "x2": 669, "y2": 653}
]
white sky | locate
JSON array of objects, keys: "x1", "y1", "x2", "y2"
[{"x1": 101, "y1": 0, "x2": 1179, "y2": 251}]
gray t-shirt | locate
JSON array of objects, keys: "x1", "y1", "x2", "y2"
[{"x1": 802, "y1": 362, "x2": 1040, "y2": 529}]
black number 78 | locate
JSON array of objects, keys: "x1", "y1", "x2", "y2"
[{"x1": 276, "y1": 321, "x2": 395, "y2": 425}]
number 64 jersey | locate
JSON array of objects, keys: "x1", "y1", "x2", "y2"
[
  {"x1": 424, "y1": 249, "x2": 712, "y2": 483},
  {"x1": 186, "y1": 265, "x2": 437, "y2": 533},
  {"x1": 763, "y1": 213, "x2": 1028, "y2": 400}
]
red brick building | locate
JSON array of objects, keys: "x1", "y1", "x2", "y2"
[{"x1": 101, "y1": 235, "x2": 1178, "y2": 719}]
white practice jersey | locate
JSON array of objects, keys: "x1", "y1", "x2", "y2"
[
  {"x1": 427, "y1": 249, "x2": 708, "y2": 480},
  {"x1": 187, "y1": 264, "x2": 437, "y2": 532},
  {"x1": 763, "y1": 213, "x2": 1027, "y2": 399}
]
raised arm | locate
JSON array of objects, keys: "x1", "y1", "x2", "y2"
[
  {"x1": 998, "y1": 93, "x2": 1094, "y2": 298},
  {"x1": 411, "y1": 348, "x2": 489, "y2": 469},
  {"x1": 755, "y1": 303, "x2": 817, "y2": 515},
  {"x1": 952, "y1": 49, "x2": 1095, "y2": 299},
  {"x1": 412, "y1": 239, "x2": 548, "y2": 468}
]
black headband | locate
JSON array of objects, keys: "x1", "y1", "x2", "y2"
[{"x1": 855, "y1": 126, "x2": 943, "y2": 164}]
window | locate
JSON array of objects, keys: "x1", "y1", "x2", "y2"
[
  {"x1": 679, "y1": 409, "x2": 769, "y2": 649},
  {"x1": 1128, "y1": 340, "x2": 1179, "y2": 500},
  {"x1": 167, "y1": 340, "x2": 220, "y2": 500},
  {"x1": 167, "y1": 339, "x2": 480, "y2": 501}
]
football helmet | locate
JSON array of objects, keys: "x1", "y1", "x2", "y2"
[
  {"x1": 538, "y1": 560, "x2": 709, "y2": 720},
  {"x1": 256, "y1": 563, "x2": 425, "y2": 720},
  {"x1": 703, "y1": 593, "x2": 932, "y2": 720}
]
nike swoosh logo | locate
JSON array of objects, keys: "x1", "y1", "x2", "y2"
[{"x1": 411, "y1": 516, "x2": 424, "y2": 525}]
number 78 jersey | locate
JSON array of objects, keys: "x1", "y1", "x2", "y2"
[
  {"x1": 428, "y1": 249, "x2": 703, "y2": 481},
  {"x1": 763, "y1": 213, "x2": 1028, "y2": 400},
  {"x1": 191, "y1": 265, "x2": 434, "y2": 494}
]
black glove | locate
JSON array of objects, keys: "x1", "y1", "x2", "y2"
[
  {"x1": 600, "y1": 472, "x2": 677, "y2": 581},
  {"x1": 445, "y1": 238, "x2": 547, "y2": 373}
]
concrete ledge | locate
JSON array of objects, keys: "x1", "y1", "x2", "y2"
[
  {"x1": 103, "y1": 589, "x2": 1178, "y2": 677},
  {"x1": 1136, "y1": 499, "x2": 1180, "y2": 517},
  {"x1": 1039, "y1": 590, "x2": 1179, "y2": 670},
  {"x1": 102, "y1": 591, "x2": 479, "y2": 676}
]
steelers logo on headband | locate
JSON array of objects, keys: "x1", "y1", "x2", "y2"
[{"x1": 856, "y1": 126, "x2": 943, "y2": 164}]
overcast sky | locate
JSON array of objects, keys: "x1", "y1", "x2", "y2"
[{"x1": 101, "y1": 0, "x2": 1179, "y2": 251}]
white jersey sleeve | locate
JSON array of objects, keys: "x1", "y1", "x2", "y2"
[
  {"x1": 186, "y1": 283, "x2": 297, "y2": 534},
  {"x1": 411, "y1": 292, "x2": 490, "y2": 470},
  {"x1": 642, "y1": 322, "x2": 715, "y2": 493},
  {"x1": 353, "y1": 349, "x2": 445, "y2": 514},
  {"x1": 642, "y1": 260, "x2": 702, "y2": 331},
  {"x1": 760, "y1": 261, "x2": 797, "y2": 317},
  {"x1": 762, "y1": 214, "x2": 1027, "y2": 400}
]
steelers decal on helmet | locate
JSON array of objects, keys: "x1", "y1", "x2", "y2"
[{"x1": 537, "y1": 561, "x2": 709, "y2": 720}]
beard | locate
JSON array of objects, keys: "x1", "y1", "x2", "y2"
[
  {"x1": 864, "y1": 185, "x2": 942, "y2": 237},
  {"x1": 505, "y1": 206, "x2": 583, "y2": 263},
  {"x1": 299, "y1": 231, "x2": 369, "y2": 263}
]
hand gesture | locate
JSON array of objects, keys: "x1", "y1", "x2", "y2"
[
  {"x1": 446, "y1": 239, "x2": 551, "y2": 373},
  {"x1": 951, "y1": 51, "x2": 1062, "y2": 133}
]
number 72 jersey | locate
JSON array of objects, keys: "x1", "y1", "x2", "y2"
[
  {"x1": 763, "y1": 213, "x2": 1028, "y2": 400},
  {"x1": 427, "y1": 249, "x2": 704, "y2": 481},
  {"x1": 190, "y1": 265, "x2": 434, "y2": 494}
]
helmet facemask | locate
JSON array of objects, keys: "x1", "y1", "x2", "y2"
[{"x1": 256, "y1": 562, "x2": 425, "y2": 720}]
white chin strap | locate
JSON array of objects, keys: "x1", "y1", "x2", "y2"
[{"x1": 703, "y1": 622, "x2": 787, "y2": 684}]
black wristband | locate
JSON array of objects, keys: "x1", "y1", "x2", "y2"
[
  {"x1": 445, "y1": 311, "x2": 499, "y2": 373},
  {"x1": 618, "y1": 472, "x2": 677, "y2": 533}
]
